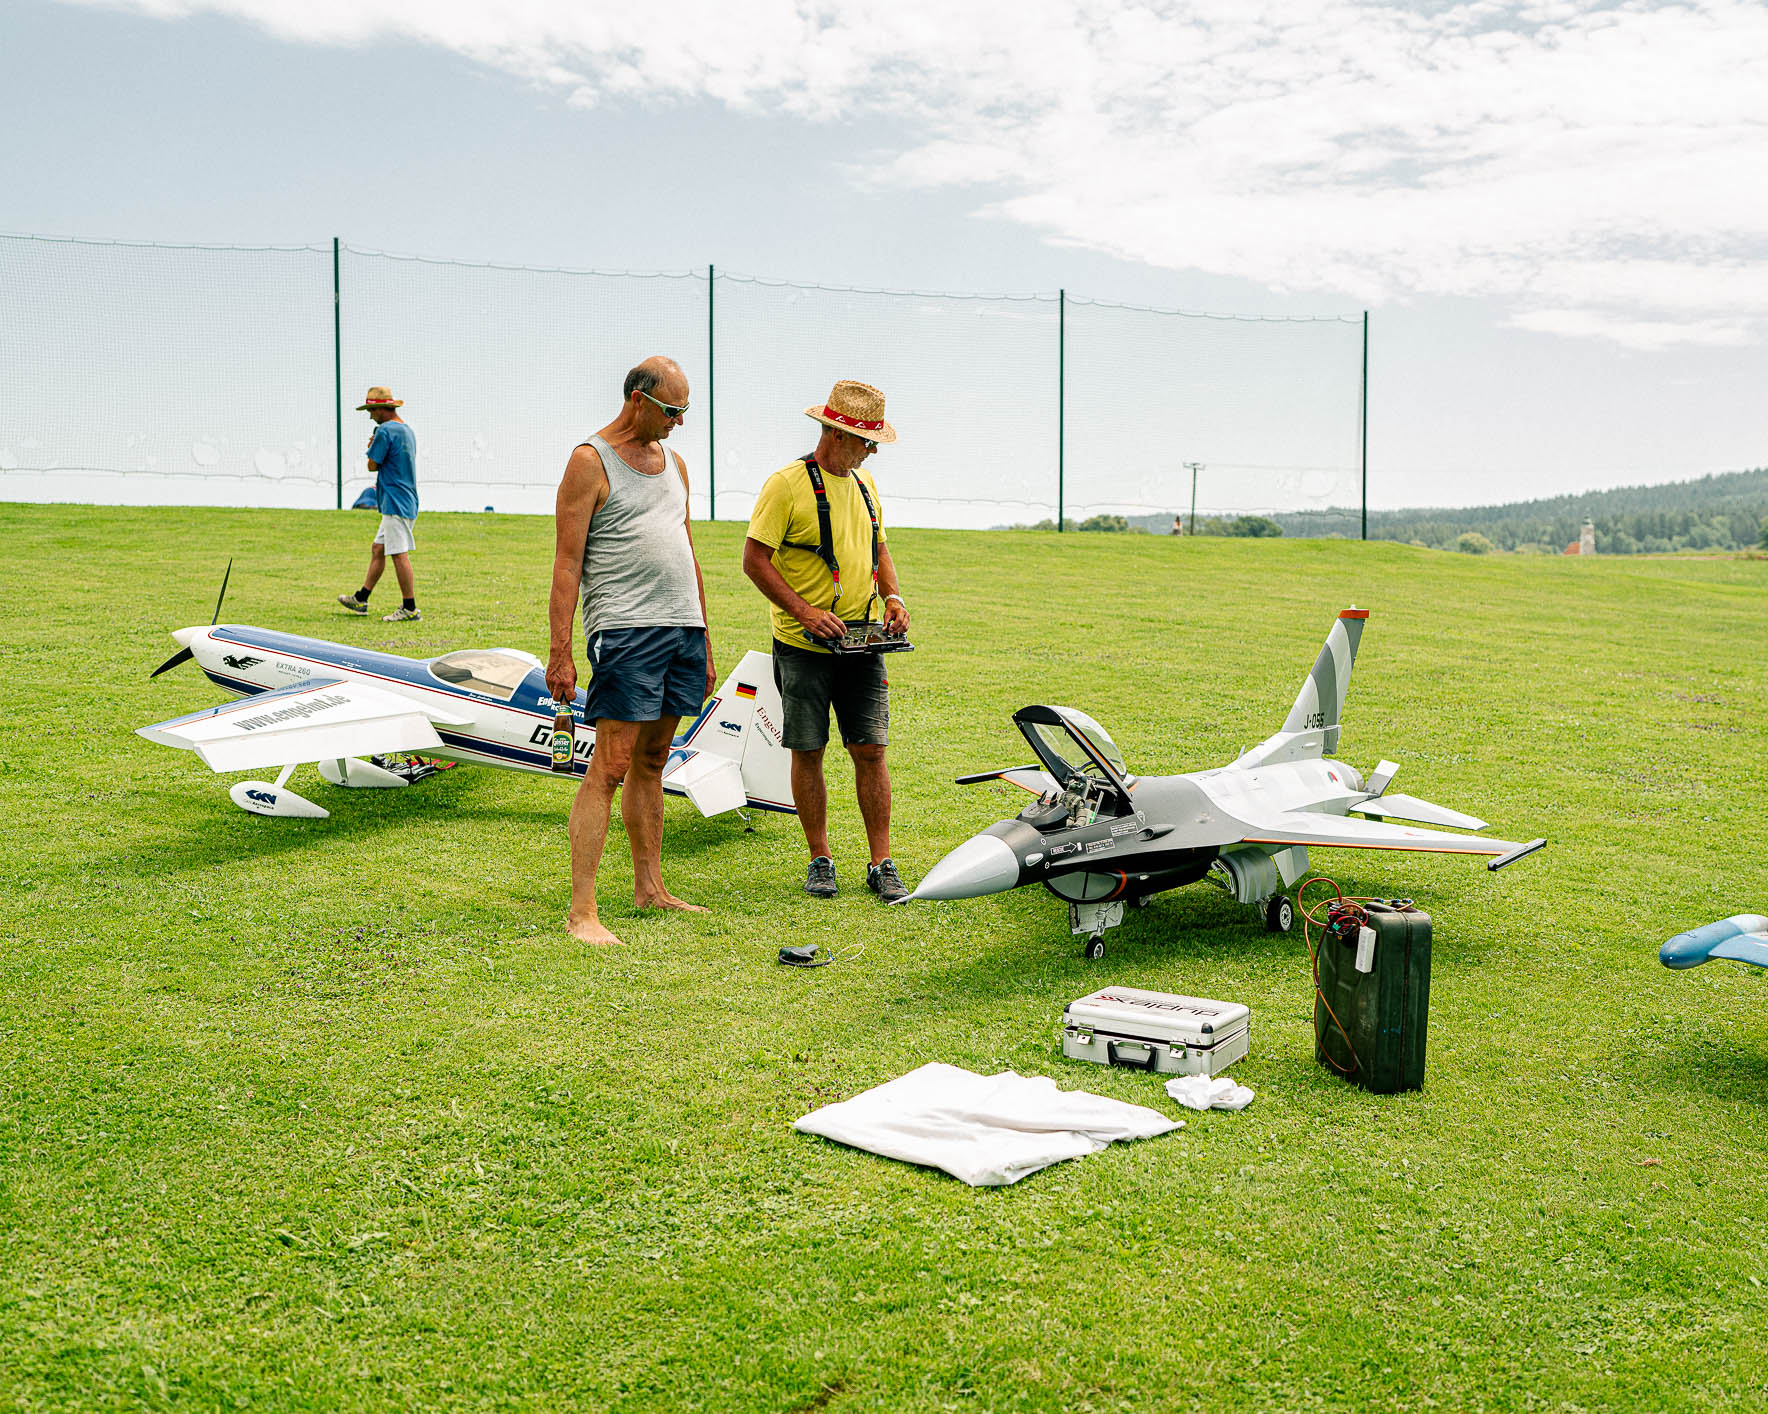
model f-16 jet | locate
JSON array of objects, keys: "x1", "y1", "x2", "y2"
[
  {"x1": 139, "y1": 617, "x2": 795, "y2": 822},
  {"x1": 900, "y1": 608, "x2": 1545, "y2": 958}
]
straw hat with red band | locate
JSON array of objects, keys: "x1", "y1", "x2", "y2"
[
  {"x1": 356, "y1": 386, "x2": 404, "y2": 410},
  {"x1": 804, "y1": 379, "x2": 897, "y2": 444}
]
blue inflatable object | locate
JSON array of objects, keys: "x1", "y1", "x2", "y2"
[
  {"x1": 1659, "y1": 915, "x2": 1768, "y2": 971},
  {"x1": 351, "y1": 486, "x2": 378, "y2": 510}
]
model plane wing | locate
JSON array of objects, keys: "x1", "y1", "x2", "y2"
[
  {"x1": 1349, "y1": 793, "x2": 1488, "y2": 831},
  {"x1": 1709, "y1": 934, "x2": 1768, "y2": 969},
  {"x1": 1238, "y1": 809, "x2": 1544, "y2": 869},
  {"x1": 138, "y1": 678, "x2": 472, "y2": 773}
]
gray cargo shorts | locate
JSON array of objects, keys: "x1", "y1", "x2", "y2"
[{"x1": 772, "y1": 639, "x2": 890, "y2": 751}]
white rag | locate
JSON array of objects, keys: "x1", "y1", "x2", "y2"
[
  {"x1": 1165, "y1": 1074, "x2": 1255, "y2": 1112},
  {"x1": 794, "y1": 1062, "x2": 1181, "y2": 1186}
]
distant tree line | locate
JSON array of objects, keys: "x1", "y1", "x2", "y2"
[
  {"x1": 1364, "y1": 507, "x2": 1768, "y2": 555},
  {"x1": 1010, "y1": 514, "x2": 1154, "y2": 533},
  {"x1": 1012, "y1": 513, "x2": 1283, "y2": 537},
  {"x1": 1013, "y1": 468, "x2": 1768, "y2": 552},
  {"x1": 1268, "y1": 467, "x2": 1768, "y2": 553}
]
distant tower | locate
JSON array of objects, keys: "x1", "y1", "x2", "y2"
[{"x1": 1579, "y1": 518, "x2": 1596, "y2": 556}]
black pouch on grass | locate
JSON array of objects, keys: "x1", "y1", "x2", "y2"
[{"x1": 1314, "y1": 903, "x2": 1431, "y2": 1094}]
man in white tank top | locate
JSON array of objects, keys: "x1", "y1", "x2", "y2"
[{"x1": 547, "y1": 356, "x2": 714, "y2": 946}]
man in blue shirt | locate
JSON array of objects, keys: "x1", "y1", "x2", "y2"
[{"x1": 337, "y1": 385, "x2": 423, "y2": 622}]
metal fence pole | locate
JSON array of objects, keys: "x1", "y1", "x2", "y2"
[
  {"x1": 1360, "y1": 310, "x2": 1369, "y2": 541},
  {"x1": 707, "y1": 263, "x2": 716, "y2": 522},
  {"x1": 1057, "y1": 288, "x2": 1065, "y2": 532},
  {"x1": 332, "y1": 237, "x2": 343, "y2": 511}
]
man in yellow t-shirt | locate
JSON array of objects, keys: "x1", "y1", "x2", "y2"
[{"x1": 743, "y1": 380, "x2": 912, "y2": 904}]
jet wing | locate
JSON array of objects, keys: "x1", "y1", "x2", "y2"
[
  {"x1": 1350, "y1": 793, "x2": 1488, "y2": 831},
  {"x1": 1238, "y1": 810, "x2": 1544, "y2": 869},
  {"x1": 138, "y1": 678, "x2": 473, "y2": 772}
]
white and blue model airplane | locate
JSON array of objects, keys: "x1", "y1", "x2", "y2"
[{"x1": 139, "y1": 618, "x2": 796, "y2": 822}]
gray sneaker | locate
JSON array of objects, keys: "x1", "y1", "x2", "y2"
[
  {"x1": 867, "y1": 858, "x2": 910, "y2": 903},
  {"x1": 804, "y1": 856, "x2": 838, "y2": 898},
  {"x1": 381, "y1": 605, "x2": 423, "y2": 622},
  {"x1": 337, "y1": 592, "x2": 367, "y2": 614}
]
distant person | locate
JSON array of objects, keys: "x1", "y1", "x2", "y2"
[
  {"x1": 546, "y1": 356, "x2": 714, "y2": 947},
  {"x1": 337, "y1": 386, "x2": 422, "y2": 622},
  {"x1": 743, "y1": 379, "x2": 911, "y2": 904},
  {"x1": 1171, "y1": 514, "x2": 1183, "y2": 536}
]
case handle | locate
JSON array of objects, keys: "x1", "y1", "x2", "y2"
[{"x1": 1107, "y1": 1038, "x2": 1159, "y2": 1071}]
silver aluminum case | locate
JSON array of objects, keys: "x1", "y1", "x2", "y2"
[{"x1": 1061, "y1": 986, "x2": 1251, "y2": 1076}]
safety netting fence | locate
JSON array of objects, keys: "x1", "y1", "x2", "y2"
[{"x1": 1, "y1": 233, "x2": 1367, "y2": 531}]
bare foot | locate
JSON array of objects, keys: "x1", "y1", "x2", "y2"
[
  {"x1": 635, "y1": 890, "x2": 709, "y2": 914},
  {"x1": 566, "y1": 913, "x2": 624, "y2": 946}
]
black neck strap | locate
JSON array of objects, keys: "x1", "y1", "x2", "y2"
[{"x1": 800, "y1": 454, "x2": 879, "y2": 614}]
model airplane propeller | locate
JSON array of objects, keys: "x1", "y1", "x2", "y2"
[
  {"x1": 139, "y1": 609, "x2": 796, "y2": 822},
  {"x1": 900, "y1": 607, "x2": 1545, "y2": 958},
  {"x1": 150, "y1": 558, "x2": 233, "y2": 679}
]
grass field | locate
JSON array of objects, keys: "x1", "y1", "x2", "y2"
[{"x1": 3, "y1": 502, "x2": 1767, "y2": 1412}]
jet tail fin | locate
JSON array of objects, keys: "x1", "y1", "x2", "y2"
[{"x1": 1233, "y1": 607, "x2": 1368, "y2": 767}]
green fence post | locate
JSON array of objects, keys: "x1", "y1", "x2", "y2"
[
  {"x1": 333, "y1": 237, "x2": 343, "y2": 511},
  {"x1": 1057, "y1": 288, "x2": 1065, "y2": 532},
  {"x1": 1360, "y1": 310, "x2": 1368, "y2": 541},
  {"x1": 707, "y1": 263, "x2": 716, "y2": 522}
]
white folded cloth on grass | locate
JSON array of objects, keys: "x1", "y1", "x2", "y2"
[
  {"x1": 794, "y1": 1062, "x2": 1181, "y2": 1187},
  {"x1": 1165, "y1": 1074, "x2": 1255, "y2": 1112}
]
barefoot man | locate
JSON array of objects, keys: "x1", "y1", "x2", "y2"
[{"x1": 547, "y1": 356, "x2": 714, "y2": 945}]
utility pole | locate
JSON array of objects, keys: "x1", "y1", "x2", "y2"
[{"x1": 1184, "y1": 461, "x2": 1203, "y2": 535}]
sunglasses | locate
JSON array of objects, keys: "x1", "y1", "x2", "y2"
[
  {"x1": 638, "y1": 389, "x2": 689, "y2": 420},
  {"x1": 850, "y1": 432, "x2": 879, "y2": 453}
]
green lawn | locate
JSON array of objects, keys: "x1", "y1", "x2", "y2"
[{"x1": 3, "y1": 503, "x2": 1766, "y2": 1412}]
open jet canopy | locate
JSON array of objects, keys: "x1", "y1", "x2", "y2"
[{"x1": 1014, "y1": 705, "x2": 1128, "y2": 784}]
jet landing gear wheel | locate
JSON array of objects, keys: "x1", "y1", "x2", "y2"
[
  {"x1": 1065, "y1": 896, "x2": 1124, "y2": 960},
  {"x1": 1263, "y1": 894, "x2": 1294, "y2": 934}
]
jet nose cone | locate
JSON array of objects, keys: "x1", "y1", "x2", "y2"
[
  {"x1": 172, "y1": 626, "x2": 202, "y2": 648},
  {"x1": 905, "y1": 834, "x2": 1020, "y2": 902}
]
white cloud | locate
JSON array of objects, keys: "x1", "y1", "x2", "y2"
[{"x1": 71, "y1": 0, "x2": 1768, "y2": 346}]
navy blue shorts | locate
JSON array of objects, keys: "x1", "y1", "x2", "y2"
[{"x1": 583, "y1": 626, "x2": 708, "y2": 724}]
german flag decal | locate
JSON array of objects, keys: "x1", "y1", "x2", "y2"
[{"x1": 736, "y1": 683, "x2": 757, "y2": 699}]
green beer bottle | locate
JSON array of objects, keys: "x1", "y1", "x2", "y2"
[{"x1": 550, "y1": 699, "x2": 575, "y2": 774}]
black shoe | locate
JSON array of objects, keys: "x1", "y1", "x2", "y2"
[
  {"x1": 804, "y1": 856, "x2": 838, "y2": 898},
  {"x1": 867, "y1": 858, "x2": 909, "y2": 903}
]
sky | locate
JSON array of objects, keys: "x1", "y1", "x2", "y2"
[{"x1": 3, "y1": 0, "x2": 1767, "y2": 512}]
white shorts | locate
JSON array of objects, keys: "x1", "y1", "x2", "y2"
[{"x1": 374, "y1": 515, "x2": 416, "y2": 556}]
